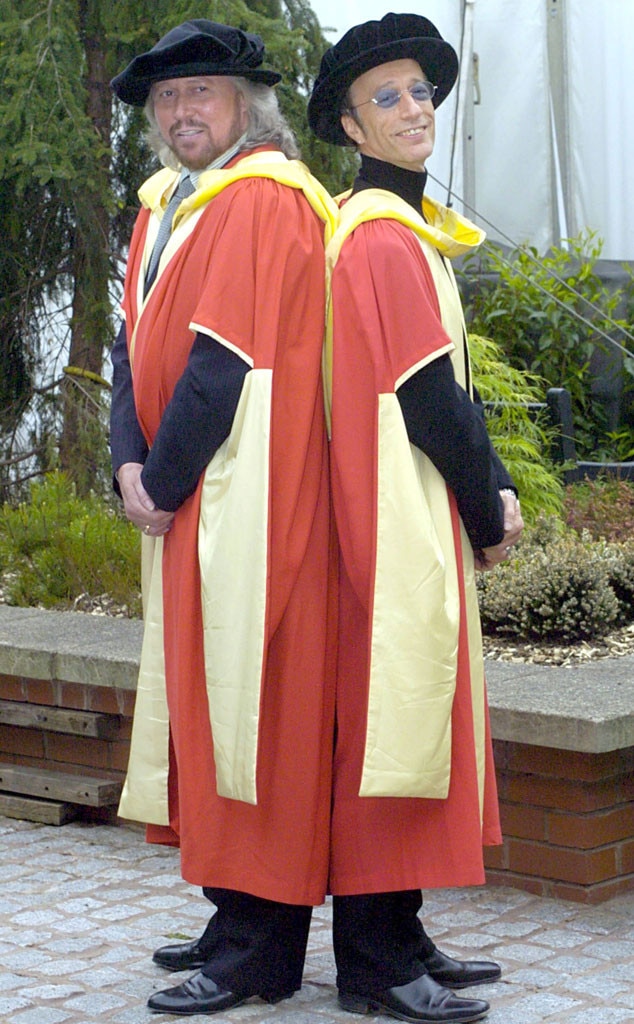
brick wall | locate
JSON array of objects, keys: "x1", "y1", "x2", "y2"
[
  {"x1": 0, "y1": 672, "x2": 135, "y2": 807},
  {"x1": 485, "y1": 739, "x2": 634, "y2": 904},
  {"x1": 2, "y1": 670, "x2": 634, "y2": 904}
]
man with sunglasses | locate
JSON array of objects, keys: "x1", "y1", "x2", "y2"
[{"x1": 307, "y1": 14, "x2": 523, "y2": 1023}]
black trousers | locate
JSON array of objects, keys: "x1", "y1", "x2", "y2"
[{"x1": 196, "y1": 887, "x2": 436, "y2": 997}]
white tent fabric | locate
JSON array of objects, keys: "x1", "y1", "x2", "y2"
[
  {"x1": 566, "y1": 1, "x2": 634, "y2": 260},
  {"x1": 312, "y1": 0, "x2": 634, "y2": 259},
  {"x1": 470, "y1": 0, "x2": 554, "y2": 252}
]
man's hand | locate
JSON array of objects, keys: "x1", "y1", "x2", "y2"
[
  {"x1": 116, "y1": 462, "x2": 174, "y2": 537},
  {"x1": 475, "y1": 490, "x2": 524, "y2": 571}
]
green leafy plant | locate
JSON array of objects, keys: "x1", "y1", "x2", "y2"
[
  {"x1": 0, "y1": 472, "x2": 141, "y2": 615},
  {"x1": 460, "y1": 233, "x2": 633, "y2": 459},
  {"x1": 469, "y1": 333, "x2": 564, "y2": 524},
  {"x1": 0, "y1": 0, "x2": 357, "y2": 499},
  {"x1": 594, "y1": 429, "x2": 634, "y2": 463}
]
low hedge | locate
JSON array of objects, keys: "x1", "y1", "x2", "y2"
[
  {"x1": 2, "y1": 473, "x2": 634, "y2": 646},
  {"x1": 477, "y1": 514, "x2": 634, "y2": 642}
]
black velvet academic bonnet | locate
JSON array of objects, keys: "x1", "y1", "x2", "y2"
[
  {"x1": 308, "y1": 12, "x2": 458, "y2": 146},
  {"x1": 111, "y1": 19, "x2": 282, "y2": 106}
]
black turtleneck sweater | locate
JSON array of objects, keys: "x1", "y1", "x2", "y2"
[
  {"x1": 350, "y1": 154, "x2": 512, "y2": 550},
  {"x1": 352, "y1": 153, "x2": 430, "y2": 211}
]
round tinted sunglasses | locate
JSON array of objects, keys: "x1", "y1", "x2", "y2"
[{"x1": 352, "y1": 81, "x2": 437, "y2": 111}]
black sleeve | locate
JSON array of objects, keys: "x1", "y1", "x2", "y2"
[
  {"x1": 397, "y1": 354, "x2": 507, "y2": 549},
  {"x1": 109, "y1": 321, "x2": 149, "y2": 494},
  {"x1": 140, "y1": 332, "x2": 249, "y2": 512},
  {"x1": 472, "y1": 384, "x2": 515, "y2": 492}
]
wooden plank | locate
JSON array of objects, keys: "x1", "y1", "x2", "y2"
[
  {"x1": 0, "y1": 791, "x2": 78, "y2": 825},
  {"x1": 0, "y1": 699, "x2": 120, "y2": 739},
  {"x1": 0, "y1": 764, "x2": 122, "y2": 807}
]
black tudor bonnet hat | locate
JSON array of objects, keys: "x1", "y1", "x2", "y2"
[
  {"x1": 111, "y1": 19, "x2": 282, "y2": 106},
  {"x1": 308, "y1": 12, "x2": 458, "y2": 146}
]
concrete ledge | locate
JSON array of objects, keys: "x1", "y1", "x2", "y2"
[
  {"x1": 485, "y1": 659, "x2": 634, "y2": 754},
  {"x1": 0, "y1": 606, "x2": 142, "y2": 692},
  {"x1": 1, "y1": 605, "x2": 634, "y2": 754}
]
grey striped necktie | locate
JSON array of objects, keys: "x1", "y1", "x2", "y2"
[{"x1": 144, "y1": 175, "x2": 195, "y2": 294}]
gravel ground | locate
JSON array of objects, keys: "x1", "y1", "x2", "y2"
[{"x1": 482, "y1": 621, "x2": 634, "y2": 666}]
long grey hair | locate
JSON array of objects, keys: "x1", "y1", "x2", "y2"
[{"x1": 144, "y1": 77, "x2": 300, "y2": 169}]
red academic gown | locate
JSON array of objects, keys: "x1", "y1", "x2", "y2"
[
  {"x1": 326, "y1": 192, "x2": 502, "y2": 896},
  {"x1": 119, "y1": 150, "x2": 337, "y2": 905}
]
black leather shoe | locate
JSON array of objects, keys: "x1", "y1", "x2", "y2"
[
  {"x1": 148, "y1": 973, "x2": 246, "y2": 1015},
  {"x1": 148, "y1": 971, "x2": 295, "y2": 1015},
  {"x1": 422, "y1": 949, "x2": 501, "y2": 990},
  {"x1": 338, "y1": 974, "x2": 489, "y2": 1023},
  {"x1": 152, "y1": 938, "x2": 209, "y2": 971}
]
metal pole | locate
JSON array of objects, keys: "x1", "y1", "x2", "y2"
[
  {"x1": 456, "y1": 0, "x2": 477, "y2": 216},
  {"x1": 547, "y1": 0, "x2": 572, "y2": 242}
]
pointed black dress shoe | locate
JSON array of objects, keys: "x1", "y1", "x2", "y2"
[
  {"x1": 338, "y1": 974, "x2": 489, "y2": 1023},
  {"x1": 148, "y1": 970, "x2": 296, "y2": 1015},
  {"x1": 421, "y1": 949, "x2": 501, "y2": 990},
  {"x1": 153, "y1": 937, "x2": 209, "y2": 971},
  {"x1": 148, "y1": 973, "x2": 246, "y2": 1015}
]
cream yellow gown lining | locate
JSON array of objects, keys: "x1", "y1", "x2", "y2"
[{"x1": 326, "y1": 190, "x2": 488, "y2": 806}]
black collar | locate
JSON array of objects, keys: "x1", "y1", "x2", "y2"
[{"x1": 351, "y1": 154, "x2": 427, "y2": 213}]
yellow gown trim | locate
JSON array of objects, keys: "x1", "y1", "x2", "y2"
[
  {"x1": 326, "y1": 189, "x2": 487, "y2": 802},
  {"x1": 120, "y1": 156, "x2": 335, "y2": 821}
]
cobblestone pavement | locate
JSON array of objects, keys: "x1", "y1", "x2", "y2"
[{"x1": 2, "y1": 816, "x2": 634, "y2": 1024}]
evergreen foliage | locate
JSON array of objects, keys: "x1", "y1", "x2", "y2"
[
  {"x1": 477, "y1": 487, "x2": 634, "y2": 643},
  {"x1": 469, "y1": 333, "x2": 563, "y2": 525},
  {"x1": 0, "y1": 0, "x2": 355, "y2": 498},
  {"x1": 477, "y1": 518, "x2": 621, "y2": 642},
  {"x1": 0, "y1": 471, "x2": 141, "y2": 615}
]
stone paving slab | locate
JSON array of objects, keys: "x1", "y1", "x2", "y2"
[{"x1": 1, "y1": 816, "x2": 634, "y2": 1023}]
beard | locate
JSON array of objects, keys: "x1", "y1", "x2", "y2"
[{"x1": 166, "y1": 112, "x2": 247, "y2": 171}]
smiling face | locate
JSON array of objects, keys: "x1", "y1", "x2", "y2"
[
  {"x1": 151, "y1": 75, "x2": 248, "y2": 171},
  {"x1": 341, "y1": 58, "x2": 436, "y2": 172}
]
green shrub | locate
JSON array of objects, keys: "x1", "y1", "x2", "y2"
[
  {"x1": 477, "y1": 520, "x2": 620, "y2": 641},
  {"x1": 469, "y1": 333, "x2": 564, "y2": 525},
  {"x1": 602, "y1": 539, "x2": 634, "y2": 618},
  {"x1": 0, "y1": 471, "x2": 141, "y2": 616},
  {"x1": 5, "y1": 471, "x2": 634, "y2": 644}
]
